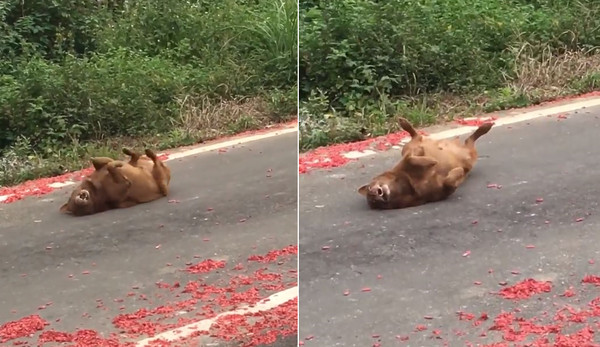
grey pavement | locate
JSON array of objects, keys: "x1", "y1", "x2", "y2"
[
  {"x1": 299, "y1": 107, "x2": 600, "y2": 346},
  {"x1": 0, "y1": 132, "x2": 298, "y2": 346}
]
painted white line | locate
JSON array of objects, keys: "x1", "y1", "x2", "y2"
[
  {"x1": 135, "y1": 286, "x2": 298, "y2": 346},
  {"x1": 165, "y1": 126, "x2": 298, "y2": 161},
  {"x1": 344, "y1": 149, "x2": 377, "y2": 159},
  {"x1": 0, "y1": 195, "x2": 10, "y2": 202},
  {"x1": 48, "y1": 181, "x2": 76, "y2": 188}
]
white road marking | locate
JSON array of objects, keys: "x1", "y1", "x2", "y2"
[
  {"x1": 0, "y1": 125, "x2": 298, "y2": 202},
  {"x1": 48, "y1": 181, "x2": 77, "y2": 188},
  {"x1": 344, "y1": 149, "x2": 377, "y2": 159},
  {"x1": 134, "y1": 286, "x2": 299, "y2": 346},
  {"x1": 165, "y1": 126, "x2": 298, "y2": 161}
]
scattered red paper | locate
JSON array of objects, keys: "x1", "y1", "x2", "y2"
[
  {"x1": 454, "y1": 117, "x2": 497, "y2": 126},
  {"x1": 184, "y1": 259, "x2": 226, "y2": 274},
  {"x1": 247, "y1": 245, "x2": 297, "y2": 263},
  {"x1": 498, "y1": 279, "x2": 552, "y2": 300},
  {"x1": 0, "y1": 315, "x2": 48, "y2": 343}
]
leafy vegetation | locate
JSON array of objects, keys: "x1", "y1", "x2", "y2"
[
  {"x1": 299, "y1": 0, "x2": 600, "y2": 151},
  {"x1": 0, "y1": 0, "x2": 297, "y2": 186}
]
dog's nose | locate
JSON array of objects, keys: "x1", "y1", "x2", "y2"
[{"x1": 376, "y1": 187, "x2": 383, "y2": 196}]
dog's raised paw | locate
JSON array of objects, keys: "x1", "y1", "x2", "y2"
[
  {"x1": 144, "y1": 149, "x2": 157, "y2": 159},
  {"x1": 122, "y1": 148, "x2": 135, "y2": 156}
]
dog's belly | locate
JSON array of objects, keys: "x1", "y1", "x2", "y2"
[{"x1": 421, "y1": 142, "x2": 472, "y2": 175}]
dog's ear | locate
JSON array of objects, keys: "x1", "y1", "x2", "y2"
[
  {"x1": 59, "y1": 203, "x2": 71, "y2": 214},
  {"x1": 358, "y1": 184, "x2": 369, "y2": 196}
]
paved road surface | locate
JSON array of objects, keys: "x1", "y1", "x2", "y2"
[
  {"x1": 299, "y1": 107, "x2": 600, "y2": 346},
  {"x1": 0, "y1": 132, "x2": 298, "y2": 347}
]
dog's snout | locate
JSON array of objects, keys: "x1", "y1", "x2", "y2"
[
  {"x1": 79, "y1": 190, "x2": 90, "y2": 200},
  {"x1": 376, "y1": 187, "x2": 383, "y2": 196}
]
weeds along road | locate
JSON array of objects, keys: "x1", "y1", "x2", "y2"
[
  {"x1": 299, "y1": 105, "x2": 600, "y2": 346},
  {"x1": 0, "y1": 131, "x2": 298, "y2": 347}
]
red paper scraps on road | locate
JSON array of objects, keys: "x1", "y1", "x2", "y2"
[
  {"x1": 454, "y1": 117, "x2": 497, "y2": 126},
  {"x1": 498, "y1": 279, "x2": 552, "y2": 300},
  {"x1": 247, "y1": 245, "x2": 298, "y2": 263},
  {"x1": 299, "y1": 131, "x2": 412, "y2": 174},
  {"x1": 0, "y1": 314, "x2": 48, "y2": 343},
  {"x1": 184, "y1": 259, "x2": 226, "y2": 274}
]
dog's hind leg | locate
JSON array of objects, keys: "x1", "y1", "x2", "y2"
[
  {"x1": 398, "y1": 117, "x2": 423, "y2": 140},
  {"x1": 123, "y1": 148, "x2": 141, "y2": 166},
  {"x1": 91, "y1": 157, "x2": 114, "y2": 171},
  {"x1": 465, "y1": 122, "x2": 493, "y2": 148},
  {"x1": 399, "y1": 118, "x2": 427, "y2": 157},
  {"x1": 145, "y1": 149, "x2": 169, "y2": 196}
]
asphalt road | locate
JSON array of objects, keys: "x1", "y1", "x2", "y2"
[
  {"x1": 0, "y1": 132, "x2": 298, "y2": 347},
  {"x1": 299, "y1": 107, "x2": 600, "y2": 346}
]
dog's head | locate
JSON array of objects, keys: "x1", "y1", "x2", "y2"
[
  {"x1": 60, "y1": 178, "x2": 104, "y2": 216},
  {"x1": 358, "y1": 151, "x2": 438, "y2": 209},
  {"x1": 358, "y1": 171, "x2": 418, "y2": 209}
]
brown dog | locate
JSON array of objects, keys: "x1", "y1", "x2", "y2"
[
  {"x1": 59, "y1": 148, "x2": 171, "y2": 216},
  {"x1": 109, "y1": 148, "x2": 171, "y2": 208},
  {"x1": 358, "y1": 118, "x2": 493, "y2": 209}
]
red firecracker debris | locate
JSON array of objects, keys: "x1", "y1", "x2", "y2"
[
  {"x1": 247, "y1": 245, "x2": 297, "y2": 263},
  {"x1": 561, "y1": 288, "x2": 576, "y2": 297},
  {"x1": 0, "y1": 315, "x2": 48, "y2": 343},
  {"x1": 498, "y1": 278, "x2": 552, "y2": 300},
  {"x1": 184, "y1": 259, "x2": 226, "y2": 274},
  {"x1": 582, "y1": 275, "x2": 600, "y2": 285}
]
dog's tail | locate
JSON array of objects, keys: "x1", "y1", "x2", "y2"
[
  {"x1": 398, "y1": 117, "x2": 419, "y2": 138},
  {"x1": 465, "y1": 122, "x2": 493, "y2": 147}
]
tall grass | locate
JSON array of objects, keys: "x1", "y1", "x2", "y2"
[
  {"x1": 0, "y1": 0, "x2": 297, "y2": 186},
  {"x1": 299, "y1": 0, "x2": 600, "y2": 150}
]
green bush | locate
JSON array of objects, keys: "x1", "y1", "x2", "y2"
[
  {"x1": 300, "y1": 0, "x2": 600, "y2": 150},
  {"x1": 0, "y1": 0, "x2": 297, "y2": 185}
]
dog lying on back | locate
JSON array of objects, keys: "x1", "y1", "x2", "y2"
[
  {"x1": 60, "y1": 148, "x2": 171, "y2": 216},
  {"x1": 358, "y1": 118, "x2": 493, "y2": 209}
]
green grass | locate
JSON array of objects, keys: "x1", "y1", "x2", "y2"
[
  {"x1": 0, "y1": 0, "x2": 297, "y2": 187},
  {"x1": 299, "y1": 0, "x2": 600, "y2": 151}
]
